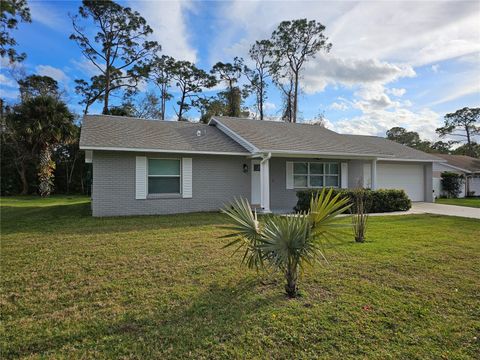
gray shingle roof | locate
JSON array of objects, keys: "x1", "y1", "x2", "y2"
[
  {"x1": 212, "y1": 116, "x2": 442, "y2": 161},
  {"x1": 80, "y1": 114, "x2": 443, "y2": 161},
  {"x1": 433, "y1": 154, "x2": 480, "y2": 172},
  {"x1": 79, "y1": 115, "x2": 249, "y2": 154}
]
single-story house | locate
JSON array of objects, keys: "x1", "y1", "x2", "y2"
[
  {"x1": 433, "y1": 154, "x2": 480, "y2": 197},
  {"x1": 79, "y1": 115, "x2": 443, "y2": 217}
]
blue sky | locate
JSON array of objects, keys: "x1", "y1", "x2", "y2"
[{"x1": 1, "y1": 0, "x2": 479, "y2": 142}]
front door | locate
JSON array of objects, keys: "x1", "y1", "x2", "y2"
[{"x1": 251, "y1": 160, "x2": 261, "y2": 205}]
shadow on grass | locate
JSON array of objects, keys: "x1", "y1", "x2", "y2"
[{"x1": 7, "y1": 278, "x2": 280, "y2": 358}]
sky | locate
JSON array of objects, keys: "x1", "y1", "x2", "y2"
[{"x1": 1, "y1": 0, "x2": 479, "y2": 142}]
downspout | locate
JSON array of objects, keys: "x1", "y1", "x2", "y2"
[{"x1": 259, "y1": 152, "x2": 272, "y2": 212}]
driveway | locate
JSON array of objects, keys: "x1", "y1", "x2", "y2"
[{"x1": 408, "y1": 202, "x2": 480, "y2": 219}]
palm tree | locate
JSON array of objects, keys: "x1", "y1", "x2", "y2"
[
  {"x1": 13, "y1": 96, "x2": 75, "y2": 197},
  {"x1": 222, "y1": 188, "x2": 351, "y2": 298}
]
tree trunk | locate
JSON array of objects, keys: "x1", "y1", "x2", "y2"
[
  {"x1": 285, "y1": 262, "x2": 298, "y2": 298},
  {"x1": 103, "y1": 56, "x2": 111, "y2": 114},
  {"x1": 292, "y1": 71, "x2": 299, "y2": 123},
  {"x1": 18, "y1": 161, "x2": 29, "y2": 195},
  {"x1": 259, "y1": 82, "x2": 264, "y2": 120},
  {"x1": 177, "y1": 91, "x2": 186, "y2": 121},
  {"x1": 161, "y1": 86, "x2": 166, "y2": 120},
  {"x1": 465, "y1": 124, "x2": 472, "y2": 156},
  {"x1": 38, "y1": 146, "x2": 55, "y2": 197}
]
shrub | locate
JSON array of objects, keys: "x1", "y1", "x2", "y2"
[
  {"x1": 295, "y1": 188, "x2": 412, "y2": 213},
  {"x1": 351, "y1": 188, "x2": 369, "y2": 243},
  {"x1": 441, "y1": 172, "x2": 464, "y2": 198},
  {"x1": 222, "y1": 189, "x2": 351, "y2": 298}
]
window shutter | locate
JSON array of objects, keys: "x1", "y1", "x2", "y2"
[
  {"x1": 135, "y1": 156, "x2": 147, "y2": 199},
  {"x1": 182, "y1": 158, "x2": 192, "y2": 198},
  {"x1": 286, "y1": 162, "x2": 294, "y2": 189},
  {"x1": 341, "y1": 162, "x2": 348, "y2": 189}
]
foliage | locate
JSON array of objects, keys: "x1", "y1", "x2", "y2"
[
  {"x1": 437, "y1": 107, "x2": 480, "y2": 157},
  {"x1": 70, "y1": 0, "x2": 160, "y2": 114},
  {"x1": 0, "y1": 0, "x2": 31, "y2": 62},
  {"x1": 150, "y1": 55, "x2": 175, "y2": 120},
  {"x1": 244, "y1": 40, "x2": 271, "y2": 120},
  {"x1": 2, "y1": 96, "x2": 75, "y2": 195},
  {"x1": 440, "y1": 172, "x2": 464, "y2": 198},
  {"x1": 267, "y1": 19, "x2": 331, "y2": 123},
  {"x1": 351, "y1": 188, "x2": 369, "y2": 243},
  {"x1": 18, "y1": 74, "x2": 61, "y2": 102},
  {"x1": 452, "y1": 142, "x2": 480, "y2": 158},
  {"x1": 170, "y1": 60, "x2": 217, "y2": 121},
  {"x1": 386, "y1": 126, "x2": 455, "y2": 154},
  {"x1": 295, "y1": 188, "x2": 411, "y2": 213},
  {"x1": 211, "y1": 57, "x2": 244, "y2": 117},
  {"x1": 222, "y1": 188, "x2": 351, "y2": 298}
]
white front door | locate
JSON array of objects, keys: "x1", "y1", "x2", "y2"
[{"x1": 251, "y1": 160, "x2": 261, "y2": 205}]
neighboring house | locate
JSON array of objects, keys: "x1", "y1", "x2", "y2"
[
  {"x1": 432, "y1": 154, "x2": 480, "y2": 198},
  {"x1": 79, "y1": 115, "x2": 443, "y2": 217}
]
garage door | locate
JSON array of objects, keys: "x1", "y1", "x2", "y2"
[{"x1": 377, "y1": 163, "x2": 425, "y2": 201}]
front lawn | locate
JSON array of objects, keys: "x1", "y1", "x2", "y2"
[
  {"x1": 1, "y1": 196, "x2": 479, "y2": 359},
  {"x1": 436, "y1": 197, "x2": 480, "y2": 208}
]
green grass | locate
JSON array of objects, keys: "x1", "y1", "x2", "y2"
[
  {"x1": 436, "y1": 197, "x2": 480, "y2": 208},
  {"x1": 1, "y1": 196, "x2": 479, "y2": 359}
]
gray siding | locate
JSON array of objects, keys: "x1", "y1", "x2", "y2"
[
  {"x1": 92, "y1": 151, "x2": 250, "y2": 217},
  {"x1": 269, "y1": 157, "x2": 352, "y2": 212}
]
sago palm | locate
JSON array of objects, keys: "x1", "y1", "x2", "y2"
[{"x1": 222, "y1": 188, "x2": 351, "y2": 298}]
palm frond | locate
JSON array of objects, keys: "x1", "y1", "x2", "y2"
[{"x1": 221, "y1": 197, "x2": 265, "y2": 270}]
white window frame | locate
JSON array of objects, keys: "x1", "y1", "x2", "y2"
[
  {"x1": 147, "y1": 158, "x2": 182, "y2": 195},
  {"x1": 293, "y1": 161, "x2": 340, "y2": 189}
]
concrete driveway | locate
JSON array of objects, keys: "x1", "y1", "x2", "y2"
[{"x1": 408, "y1": 202, "x2": 480, "y2": 219}]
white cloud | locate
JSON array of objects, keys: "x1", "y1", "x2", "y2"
[
  {"x1": 70, "y1": 59, "x2": 100, "y2": 78},
  {"x1": 264, "y1": 102, "x2": 277, "y2": 111},
  {"x1": 29, "y1": 1, "x2": 69, "y2": 30},
  {"x1": 329, "y1": 102, "x2": 348, "y2": 111},
  {"x1": 0, "y1": 74, "x2": 16, "y2": 88},
  {"x1": 329, "y1": 108, "x2": 442, "y2": 141},
  {"x1": 131, "y1": 0, "x2": 197, "y2": 62},
  {"x1": 302, "y1": 55, "x2": 415, "y2": 94},
  {"x1": 35, "y1": 65, "x2": 70, "y2": 85},
  {"x1": 388, "y1": 88, "x2": 406, "y2": 97}
]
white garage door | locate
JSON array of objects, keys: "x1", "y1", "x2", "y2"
[{"x1": 377, "y1": 163, "x2": 425, "y2": 201}]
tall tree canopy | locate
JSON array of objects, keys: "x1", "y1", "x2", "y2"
[
  {"x1": 0, "y1": 0, "x2": 31, "y2": 63},
  {"x1": 436, "y1": 107, "x2": 480, "y2": 157},
  {"x1": 268, "y1": 19, "x2": 331, "y2": 123},
  {"x1": 244, "y1": 40, "x2": 271, "y2": 120},
  {"x1": 3, "y1": 96, "x2": 75, "y2": 195},
  {"x1": 70, "y1": 0, "x2": 160, "y2": 114},
  {"x1": 211, "y1": 57, "x2": 244, "y2": 117},
  {"x1": 170, "y1": 60, "x2": 217, "y2": 121},
  {"x1": 18, "y1": 75, "x2": 60, "y2": 102},
  {"x1": 150, "y1": 55, "x2": 175, "y2": 120}
]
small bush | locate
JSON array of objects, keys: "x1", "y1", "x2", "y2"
[
  {"x1": 295, "y1": 188, "x2": 412, "y2": 213},
  {"x1": 441, "y1": 172, "x2": 464, "y2": 198}
]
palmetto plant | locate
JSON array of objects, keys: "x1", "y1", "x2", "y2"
[{"x1": 222, "y1": 188, "x2": 351, "y2": 298}]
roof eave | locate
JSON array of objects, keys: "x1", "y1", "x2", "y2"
[{"x1": 79, "y1": 145, "x2": 249, "y2": 156}]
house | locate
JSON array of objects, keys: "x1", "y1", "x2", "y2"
[
  {"x1": 79, "y1": 115, "x2": 443, "y2": 217},
  {"x1": 433, "y1": 154, "x2": 480, "y2": 197}
]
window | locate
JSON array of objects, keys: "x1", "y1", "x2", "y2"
[
  {"x1": 148, "y1": 159, "x2": 181, "y2": 194},
  {"x1": 293, "y1": 162, "x2": 339, "y2": 188}
]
